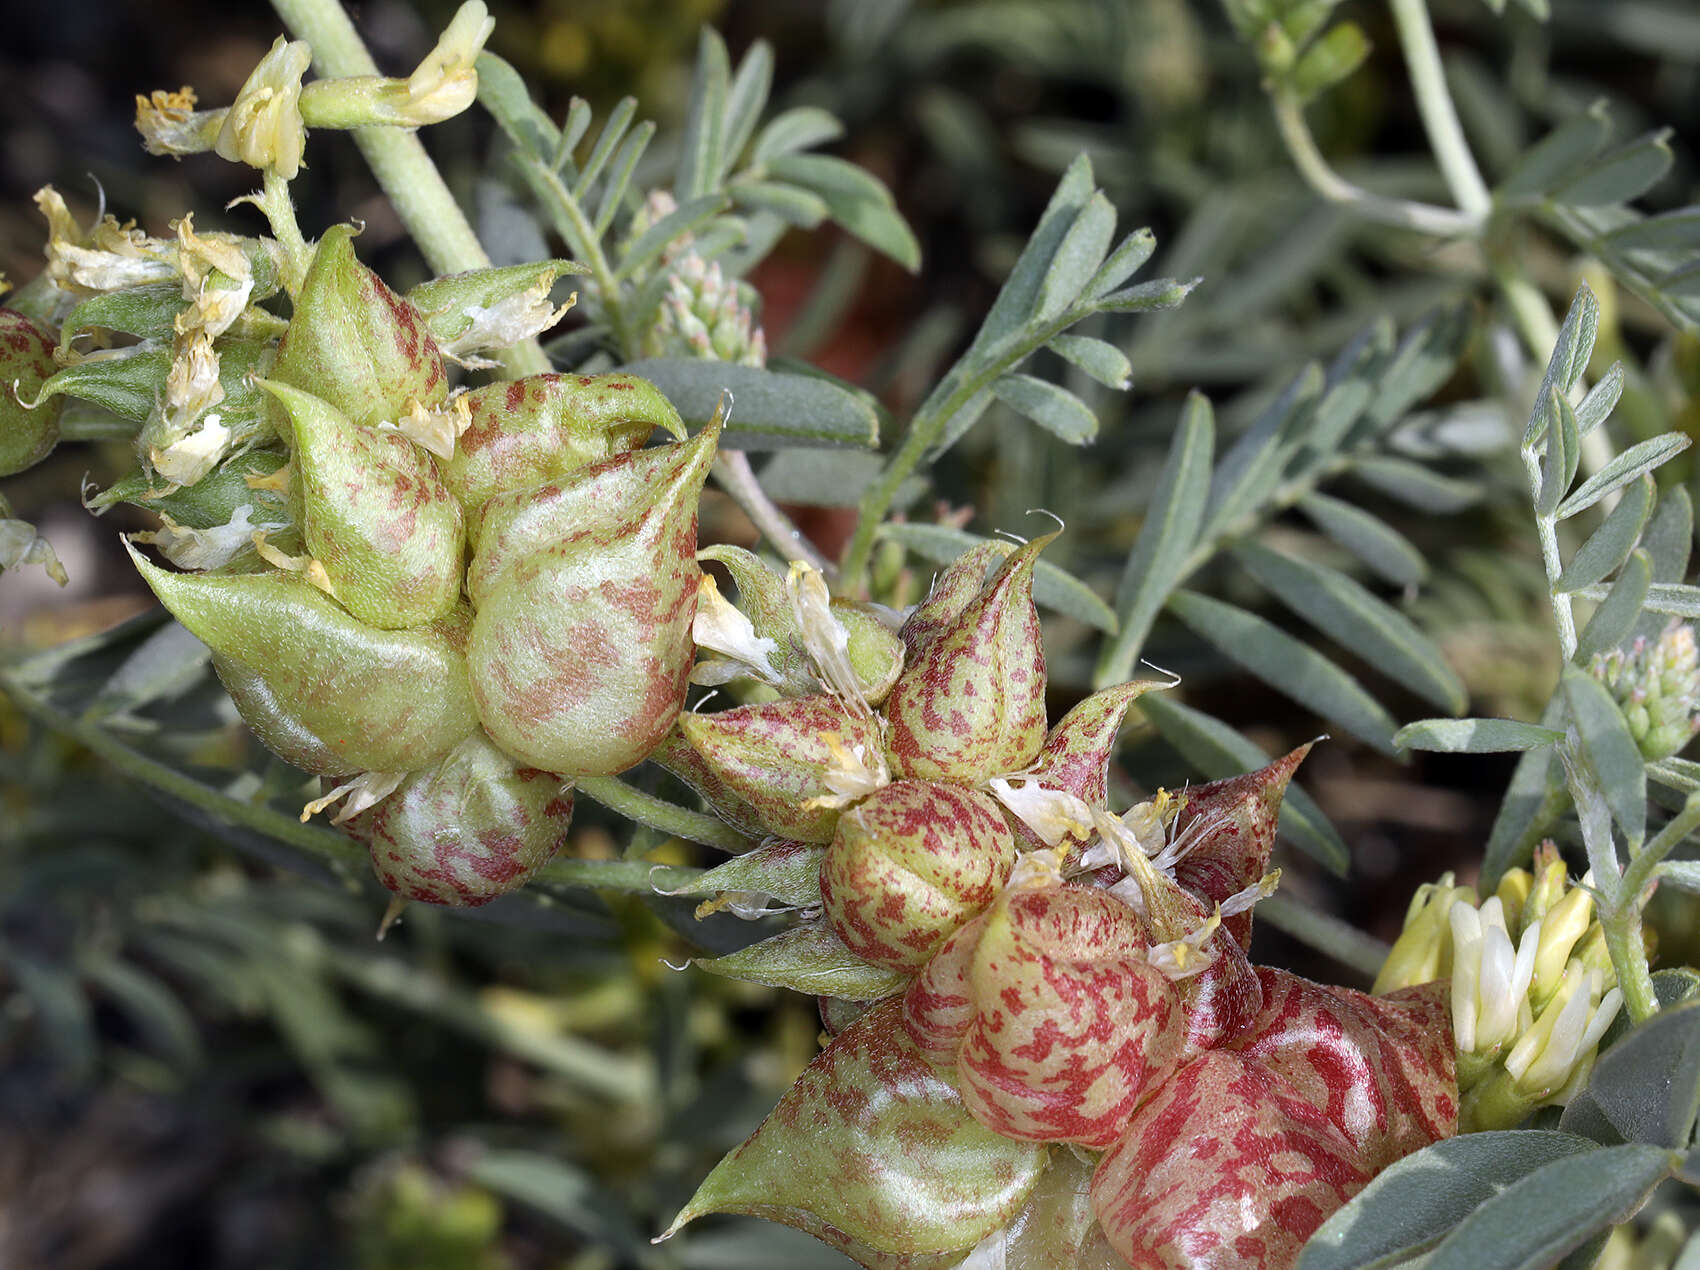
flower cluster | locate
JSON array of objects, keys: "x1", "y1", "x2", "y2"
[
  {"x1": 1590, "y1": 620, "x2": 1700, "y2": 761},
  {"x1": 1376, "y1": 841, "x2": 1624, "y2": 1131},
  {"x1": 659, "y1": 540, "x2": 1458, "y2": 1269},
  {"x1": 17, "y1": 213, "x2": 718, "y2": 911},
  {"x1": 630, "y1": 190, "x2": 768, "y2": 367}
]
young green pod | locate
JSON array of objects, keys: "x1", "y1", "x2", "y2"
[
  {"x1": 820, "y1": 779, "x2": 1016, "y2": 974},
  {"x1": 443, "y1": 372, "x2": 683, "y2": 534},
  {"x1": 259, "y1": 379, "x2": 463, "y2": 628},
  {"x1": 0, "y1": 308, "x2": 62, "y2": 475},
  {"x1": 344, "y1": 731, "x2": 573, "y2": 907},
  {"x1": 271, "y1": 225, "x2": 447, "y2": 430},
  {"x1": 129, "y1": 544, "x2": 477, "y2": 774},
  {"x1": 465, "y1": 416, "x2": 719, "y2": 776},
  {"x1": 883, "y1": 536, "x2": 1051, "y2": 784}
]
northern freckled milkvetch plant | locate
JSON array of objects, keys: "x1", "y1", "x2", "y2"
[{"x1": 8, "y1": 1, "x2": 1700, "y2": 1268}]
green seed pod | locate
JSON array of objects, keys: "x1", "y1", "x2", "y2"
[
  {"x1": 271, "y1": 225, "x2": 447, "y2": 430},
  {"x1": 831, "y1": 600, "x2": 905, "y2": 706},
  {"x1": 443, "y1": 372, "x2": 683, "y2": 534},
  {"x1": 897, "y1": 540, "x2": 1004, "y2": 659},
  {"x1": 0, "y1": 308, "x2": 62, "y2": 475},
  {"x1": 884, "y1": 537, "x2": 1052, "y2": 784},
  {"x1": 129, "y1": 545, "x2": 477, "y2": 774},
  {"x1": 466, "y1": 416, "x2": 720, "y2": 777},
  {"x1": 343, "y1": 731, "x2": 573, "y2": 907},
  {"x1": 820, "y1": 779, "x2": 1016, "y2": 974},
  {"x1": 676, "y1": 695, "x2": 886, "y2": 843},
  {"x1": 259, "y1": 379, "x2": 463, "y2": 628}
]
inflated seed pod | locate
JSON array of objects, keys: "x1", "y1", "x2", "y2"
[
  {"x1": 343, "y1": 731, "x2": 573, "y2": 907},
  {"x1": 444, "y1": 373, "x2": 684, "y2": 533},
  {"x1": 465, "y1": 415, "x2": 719, "y2": 776},
  {"x1": 129, "y1": 545, "x2": 477, "y2": 774},
  {"x1": 883, "y1": 536, "x2": 1051, "y2": 784},
  {"x1": 259, "y1": 379, "x2": 463, "y2": 628},
  {"x1": 819, "y1": 779, "x2": 1016, "y2": 974},
  {"x1": 0, "y1": 308, "x2": 62, "y2": 476},
  {"x1": 271, "y1": 225, "x2": 447, "y2": 430}
]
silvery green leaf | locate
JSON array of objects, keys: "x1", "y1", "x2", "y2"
[
  {"x1": 1167, "y1": 589, "x2": 1400, "y2": 754},
  {"x1": 1233, "y1": 541, "x2": 1466, "y2": 713},
  {"x1": 1035, "y1": 191, "x2": 1115, "y2": 321},
  {"x1": 1097, "y1": 391, "x2": 1213, "y2": 685},
  {"x1": 620, "y1": 358, "x2": 879, "y2": 449},
  {"x1": 1603, "y1": 209, "x2": 1700, "y2": 254},
  {"x1": 1351, "y1": 456, "x2": 1484, "y2": 513},
  {"x1": 879, "y1": 522, "x2": 1118, "y2": 633},
  {"x1": 574, "y1": 96, "x2": 637, "y2": 198},
  {"x1": 1497, "y1": 103, "x2": 1613, "y2": 203},
  {"x1": 1580, "y1": 1003, "x2": 1700, "y2": 1148},
  {"x1": 1395, "y1": 718, "x2": 1565, "y2": 753},
  {"x1": 1563, "y1": 664, "x2": 1648, "y2": 845},
  {"x1": 1092, "y1": 276, "x2": 1197, "y2": 313},
  {"x1": 593, "y1": 120, "x2": 658, "y2": 234},
  {"x1": 1554, "y1": 130, "x2": 1674, "y2": 207},
  {"x1": 990, "y1": 373, "x2": 1098, "y2": 443},
  {"x1": 1048, "y1": 333, "x2": 1132, "y2": 389},
  {"x1": 1526, "y1": 287, "x2": 1599, "y2": 447},
  {"x1": 1203, "y1": 364, "x2": 1322, "y2": 542},
  {"x1": 1575, "y1": 548, "x2": 1653, "y2": 659},
  {"x1": 695, "y1": 924, "x2": 907, "y2": 1000},
  {"x1": 720, "y1": 39, "x2": 774, "y2": 175},
  {"x1": 475, "y1": 52, "x2": 559, "y2": 160},
  {"x1": 1356, "y1": 305, "x2": 1471, "y2": 440},
  {"x1": 1536, "y1": 390, "x2": 1582, "y2": 517},
  {"x1": 1573, "y1": 362, "x2": 1625, "y2": 437},
  {"x1": 1556, "y1": 432, "x2": 1691, "y2": 518},
  {"x1": 730, "y1": 181, "x2": 829, "y2": 227},
  {"x1": 1137, "y1": 693, "x2": 1348, "y2": 874},
  {"x1": 1298, "y1": 492, "x2": 1427, "y2": 587},
  {"x1": 1086, "y1": 227, "x2": 1156, "y2": 298},
  {"x1": 655, "y1": 840, "x2": 827, "y2": 910},
  {"x1": 1297, "y1": 1132, "x2": 1603, "y2": 1270},
  {"x1": 1556, "y1": 474, "x2": 1654, "y2": 592},
  {"x1": 970, "y1": 154, "x2": 1096, "y2": 356},
  {"x1": 764, "y1": 154, "x2": 920, "y2": 270},
  {"x1": 751, "y1": 107, "x2": 845, "y2": 163},
  {"x1": 1287, "y1": 21, "x2": 1371, "y2": 104},
  {"x1": 615, "y1": 193, "x2": 732, "y2": 280},
  {"x1": 555, "y1": 97, "x2": 593, "y2": 169},
  {"x1": 677, "y1": 28, "x2": 731, "y2": 200}
]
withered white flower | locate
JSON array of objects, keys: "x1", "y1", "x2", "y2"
[
  {"x1": 149, "y1": 410, "x2": 232, "y2": 487},
  {"x1": 174, "y1": 214, "x2": 255, "y2": 339},
  {"x1": 130, "y1": 504, "x2": 284, "y2": 571},
  {"x1": 787, "y1": 560, "x2": 870, "y2": 714},
  {"x1": 440, "y1": 284, "x2": 575, "y2": 367},
  {"x1": 135, "y1": 86, "x2": 222, "y2": 157},
  {"x1": 375, "y1": 394, "x2": 473, "y2": 460},
  {"x1": 216, "y1": 38, "x2": 311, "y2": 179},
  {"x1": 802, "y1": 732, "x2": 891, "y2": 810},
  {"x1": 690, "y1": 573, "x2": 782, "y2": 686},
  {"x1": 300, "y1": 770, "x2": 407, "y2": 825},
  {"x1": 35, "y1": 185, "x2": 177, "y2": 295},
  {"x1": 986, "y1": 776, "x2": 1094, "y2": 848}
]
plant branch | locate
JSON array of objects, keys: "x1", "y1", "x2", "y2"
[
  {"x1": 256, "y1": 170, "x2": 311, "y2": 295},
  {"x1": 1270, "y1": 94, "x2": 1480, "y2": 238},
  {"x1": 1386, "y1": 0, "x2": 1492, "y2": 220},
  {"x1": 268, "y1": 0, "x2": 549, "y2": 376},
  {"x1": 712, "y1": 450, "x2": 832, "y2": 576},
  {"x1": 575, "y1": 775, "x2": 749, "y2": 853},
  {"x1": 513, "y1": 155, "x2": 628, "y2": 355}
]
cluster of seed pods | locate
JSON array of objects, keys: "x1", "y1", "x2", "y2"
[
  {"x1": 658, "y1": 540, "x2": 1460, "y2": 1269},
  {"x1": 116, "y1": 229, "x2": 720, "y2": 907}
]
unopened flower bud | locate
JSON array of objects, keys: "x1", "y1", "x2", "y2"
[
  {"x1": 885, "y1": 536, "x2": 1052, "y2": 783},
  {"x1": 1503, "y1": 961, "x2": 1620, "y2": 1100},
  {"x1": 1591, "y1": 622, "x2": 1700, "y2": 759},
  {"x1": 0, "y1": 309, "x2": 62, "y2": 476},
  {"x1": 344, "y1": 730, "x2": 572, "y2": 908},
  {"x1": 259, "y1": 379, "x2": 464, "y2": 628},
  {"x1": 1372, "y1": 872, "x2": 1479, "y2": 995},
  {"x1": 821, "y1": 779, "x2": 1016, "y2": 973},
  {"x1": 128, "y1": 544, "x2": 478, "y2": 774},
  {"x1": 272, "y1": 226, "x2": 448, "y2": 431},
  {"x1": 215, "y1": 38, "x2": 310, "y2": 179},
  {"x1": 1530, "y1": 884, "x2": 1594, "y2": 1010},
  {"x1": 465, "y1": 416, "x2": 719, "y2": 776},
  {"x1": 404, "y1": 2, "x2": 495, "y2": 122}
]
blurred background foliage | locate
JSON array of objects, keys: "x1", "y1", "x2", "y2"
[{"x1": 6, "y1": 0, "x2": 1700, "y2": 1265}]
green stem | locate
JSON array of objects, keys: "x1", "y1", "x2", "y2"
[
  {"x1": 1387, "y1": 0, "x2": 1492, "y2": 220},
  {"x1": 1270, "y1": 93, "x2": 1479, "y2": 237},
  {"x1": 575, "y1": 775, "x2": 749, "y2": 853},
  {"x1": 1602, "y1": 908, "x2": 1658, "y2": 1022},
  {"x1": 1523, "y1": 451, "x2": 1579, "y2": 660},
  {"x1": 257, "y1": 170, "x2": 312, "y2": 295},
  {"x1": 268, "y1": 0, "x2": 548, "y2": 377},
  {"x1": 513, "y1": 155, "x2": 627, "y2": 355},
  {"x1": 713, "y1": 450, "x2": 832, "y2": 575}
]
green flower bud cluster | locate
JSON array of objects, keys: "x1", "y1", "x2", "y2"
[
  {"x1": 94, "y1": 227, "x2": 722, "y2": 910},
  {"x1": 630, "y1": 191, "x2": 768, "y2": 367},
  {"x1": 1591, "y1": 620, "x2": 1700, "y2": 760},
  {"x1": 1376, "y1": 842, "x2": 1625, "y2": 1130}
]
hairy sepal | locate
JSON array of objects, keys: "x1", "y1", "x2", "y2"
[{"x1": 0, "y1": 308, "x2": 62, "y2": 476}]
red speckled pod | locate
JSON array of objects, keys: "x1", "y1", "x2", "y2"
[
  {"x1": 344, "y1": 730, "x2": 574, "y2": 907},
  {"x1": 466, "y1": 416, "x2": 719, "y2": 777},
  {"x1": 260, "y1": 379, "x2": 463, "y2": 628},
  {"x1": 904, "y1": 884, "x2": 1184, "y2": 1149},
  {"x1": 676, "y1": 695, "x2": 884, "y2": 844},
  {"x1": 896, "y1": 540, "x2": 1004, "y2": 661},
  {"x1": 883, "y1": 537, "x2": 1050, "y2": 785},
  {"x1": 271, "y1": 225, "x2": 447, "y2": 430},
  {"x1": 820, "y1": 779, "x2": 1016, "y2": 974},
  {"x1": 0, "y1": 308, "x2": 61, "y2": 476},
  {"x1": 444, "y1": 372, "x2": 684, "y2": 534}
]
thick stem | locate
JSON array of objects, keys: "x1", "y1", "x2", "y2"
[
  {"x1": 712, "y1": 450, "x2": 832, "y2": 576},
  {"x1": 268, "y1": 0, "x2": 548, "y2": 377},
  {"x1": 1602, "y1": 909, "x2": 1659, "y2": 1022},
  {"x1": 575, "y1": 775, "x2": 749, "y2": 853},
  {"x1": 258, "y1": 170, "x2": 312, "y2": 295},
  {"x1": 1270, "y1": 94, "x2": 1480, "y2": 237},
  {"x1": 1387, "y1": 0, "x2": 1492, "y2": 220}
]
